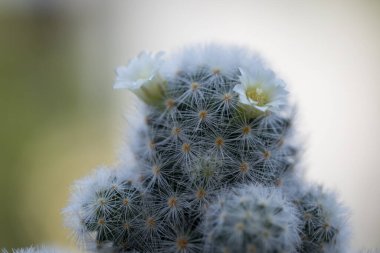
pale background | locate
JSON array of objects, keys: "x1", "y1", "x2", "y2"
[{"x1": 0, "y1": 0, "x2": 379, "y2": 250}]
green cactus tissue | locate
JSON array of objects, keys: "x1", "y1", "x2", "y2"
[{"x1": 63, "y1": 44, "x2": 351, "y2": 253}]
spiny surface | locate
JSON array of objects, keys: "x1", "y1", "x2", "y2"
[{"x1": 64, "y1": 44, "x2": 349, "y2": 253}]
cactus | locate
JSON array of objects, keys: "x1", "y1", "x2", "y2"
[
  {"x1": 61, "y1": 44, "x2": 352, "y2": 253},
  {"x1": 203, "y1": 185, "x2": 301, "y2": 253}
]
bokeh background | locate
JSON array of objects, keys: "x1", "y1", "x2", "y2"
[{"x1": 0, "y1": 0, "x2": 379, "y2": 250}]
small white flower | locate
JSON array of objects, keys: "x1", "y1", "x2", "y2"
[
  {"x1": 114, "y1": 51, "x2": 166, "y2": 105},
  {"x1": 233, "y1": 67, "x2": 288, "y2": 114}
]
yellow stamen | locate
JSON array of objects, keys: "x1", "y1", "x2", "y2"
[{"x1": 246, "y1": 86, "x2": 270, "y2": 106}]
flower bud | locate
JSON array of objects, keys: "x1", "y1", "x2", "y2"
[{"x1": 114, "y1": 51, "x2": 167, "y2": 106}]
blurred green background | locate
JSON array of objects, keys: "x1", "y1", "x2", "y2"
[{"x1": 0, "y1": 1, "x2": 126, "y2": 248}]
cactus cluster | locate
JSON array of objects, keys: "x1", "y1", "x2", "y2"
[{"x1": 63, "y1": 44, "x2": 351, "y2": 253}]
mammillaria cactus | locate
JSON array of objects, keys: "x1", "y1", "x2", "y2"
[
  {"x1": 203, "y1": 185, "x2": 301, "y2": 253},
  {"x1": 62, "y1": 44, "x2": 351, "y2": 253}
]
